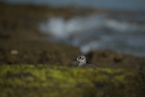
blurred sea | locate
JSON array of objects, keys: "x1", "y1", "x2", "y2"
[
  {"x1": 2, "y1": 0, "x2": 145, "y2": 12},
  {"x1": 2, "y1": 0, "x2": 145, "y2": 57},
  {"x1": 40, "y1": 13, "x2": 145, "y2": 57}
]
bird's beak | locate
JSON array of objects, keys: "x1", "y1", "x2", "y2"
[{"x1": 72, "y1": 59, "x2": 77, "y2": 61}]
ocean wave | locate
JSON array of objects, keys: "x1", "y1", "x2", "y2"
[{"x1": 39, "y1": 13, "x2": 145, "y2": 57}]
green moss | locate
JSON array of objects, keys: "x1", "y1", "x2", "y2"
[{"x1": 0, "y1": 65, "x2": 144, "y2": 97}]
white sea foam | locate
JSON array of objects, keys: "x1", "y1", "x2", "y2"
[
  {"x1": 39, "y1": 13, "x2": 145, "y2": 57},
  {"x1": 40, "y1": 14, "x2": 145, "y2": 37},
  {"x1": 39, "y1": 14, "x2": 106, "y2": 37}
]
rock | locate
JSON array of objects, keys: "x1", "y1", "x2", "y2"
[{"x1": 10, "y1": 50, "x2": 18, "y2": 55}]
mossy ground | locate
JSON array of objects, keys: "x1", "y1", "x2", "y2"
[{"x1": 0, "y1": 65, "x2": 145, "y2": 97}]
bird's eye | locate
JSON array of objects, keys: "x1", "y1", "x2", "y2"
[{"x1": 79, "y1": 57, "x2": 81, "y2": 59}]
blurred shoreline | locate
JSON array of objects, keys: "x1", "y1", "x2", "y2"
[{"x1": 0, "y1": 2, "x2": 145, "y2": 70}]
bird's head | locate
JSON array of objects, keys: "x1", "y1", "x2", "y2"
[{"x1": 73, "y1": 54, "x2": 86, "y2": 63}]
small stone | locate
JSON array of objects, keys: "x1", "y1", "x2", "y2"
[{"x1": 10, "y1": 50, "x2": 19, "y2": 55}]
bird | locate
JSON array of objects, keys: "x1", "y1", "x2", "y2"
[{"x1": 73, "y1": 54, "x2": 96, "y2": 67}]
